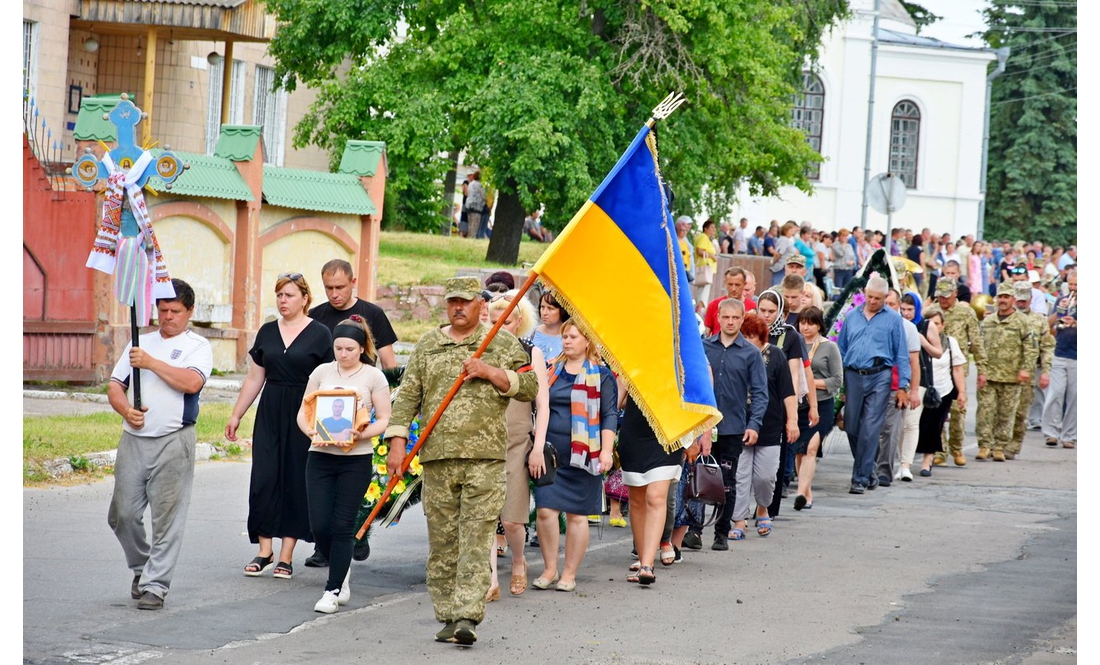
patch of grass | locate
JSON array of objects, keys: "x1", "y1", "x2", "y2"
[
  {"x1": 23, "y1": 403, "x2": 256, "y2": 484},
  {"x1": 377, "y1": 232, "x2": 547, "y2": 286},
  {"x1": 391, "y1": 318, "x2": 441, "y2": 345}
]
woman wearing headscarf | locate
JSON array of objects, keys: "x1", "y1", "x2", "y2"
[
  {"x1": 529, "y1": 321, "x2": 617, "y2": 592},
  {"x1": 897, "y1": 292, "x2": 942, "y2": 480}
]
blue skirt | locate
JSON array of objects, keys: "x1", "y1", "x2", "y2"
[{"x1": 533, "y1": 435, "x2": 603, "y2": 515}]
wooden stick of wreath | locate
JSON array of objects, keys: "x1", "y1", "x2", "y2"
[{"x1": 355, "y1": 270, "x2": 540, "y2": 540}]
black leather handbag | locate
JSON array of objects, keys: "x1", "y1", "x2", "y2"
[
  {"x1": 533, "y1": 443, "x2": 558, "y2": 487},
  {"x1": 682, "y1": 455, "x2": 726, "y2": 526}
]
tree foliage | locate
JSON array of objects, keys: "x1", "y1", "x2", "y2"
[
  {"x1": 265, "y1": 0, "x2": 849, "y2": 263},
  {"x1": 980, "y1": 1, "x2": 1076, "y2": 246},
  {"x1": 899, "y1": 2, "x2": 942, "y2": 34}
]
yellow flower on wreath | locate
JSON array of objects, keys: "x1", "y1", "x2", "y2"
[
  {"x1": 408, "y1": 456, "x2": 422, "y2": 476},
  {"x1": 376, "y1": 463, "x2": 388, "y2": 476},
  {"x1": 376, "y1": 443, "x2": 388, "y2": 456},
  {"x1": 365, "y1": 482, "x2": 381, "y2": 502},
  {"x1": 393, "y1": 479, "x2": 407, "y2": 495}
]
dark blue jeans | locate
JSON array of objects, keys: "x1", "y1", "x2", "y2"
[
  {"x1": 843, "y1": 368, "x2": 893, "y2": 486},
  {"x1": 306, "y1": 452, "x2": 373, "y2": 592}
]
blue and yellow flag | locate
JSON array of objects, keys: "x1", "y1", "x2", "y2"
[{"x1": 533, "y1": 124, "x2": 721, "y2": 450}]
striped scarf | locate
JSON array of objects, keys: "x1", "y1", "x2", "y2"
[{"x1": 551, "y1": 359, "x2": 603, "y2": 476}]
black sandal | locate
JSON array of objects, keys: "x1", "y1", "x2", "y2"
[
  {"x1": 273, "y1": 561, "x2": 293, "y2": 579},
  {"x1": 637, "y1": 566, "x2": 656, "y2": 585},
  {"x1": 244, "y1": 554, "x2": 274, "y2": 577}
]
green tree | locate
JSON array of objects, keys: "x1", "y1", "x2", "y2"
[
  {"x1": 899, "y1": 2, "x2": 941, "y2": 34},
  {"x1": 265, "y1": 0, "x2": 849, "y2": 264},
  {"x1": 980, "y1": 1, "x2": 1076, "y2": 246}
]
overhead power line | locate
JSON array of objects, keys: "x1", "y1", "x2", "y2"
[{"x1": 992, "y1": 86, "x2": 1077, "y2": 105}]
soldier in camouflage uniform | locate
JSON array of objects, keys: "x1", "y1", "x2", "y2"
[
  {"x1": 1007, "y1": 281, "x2": 1053, "y2": 459},
  {"x1": 933, "y1": 278, "x2": 987, "y2": 466},
  {"x1": 385, "y1": 276, "x2": 538, "y2": 646},
  {"x1": 975, "y1": 282, "x2": 1038, "y2": 462}
]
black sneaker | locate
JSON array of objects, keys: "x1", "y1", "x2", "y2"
[
  {"x1": 304, "y1": 548, "x2": 329, "y2": 568},
  {"x1": 682, "y1": 531, "x2": 703, "y2": 550},
  {"x1": 849, "y1": 483, "x2": 866, "y2": 494},
  {"x1": 711, "y1": 534, "x2": 729, "y2": 551},
  {"x1": 867, "y1": 476, "x2": 879, "y2": 490},
  {"x1": 435, "y1": 622, "x2": 458, "y2": 643},
  {"x1": 877, "y1": 475, "x2": 892, "y2": 487},
  {"x1": 137, "y1": 591, "x2": 163, "y2": 610},
  {"x1": 353, "y1": 539, "x2": 370, "y2": 562},
  {"x1": 453, "y1": 619, "x2": 478, "y2": 645}
]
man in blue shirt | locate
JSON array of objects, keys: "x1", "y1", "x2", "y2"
[
  {"x1": 836, "y1": 277, "x2": 911, "y2": 494},
  {"x1": 684, "y1": 298, "x2": 768, "y2": 551}
]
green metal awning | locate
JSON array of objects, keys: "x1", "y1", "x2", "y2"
[{"x1": 262, "y1": 166, "x2": 377, "y2": 216}]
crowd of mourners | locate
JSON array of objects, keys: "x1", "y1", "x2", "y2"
[{"x1": 106, "y1": 222, "x2": 1076, "y2": 648}]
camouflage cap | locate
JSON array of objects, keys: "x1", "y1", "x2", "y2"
[
  {"x1": 786, "y1": 254, "x2": 806, "y2": 266},
  {"x1": 445, "y1": 276, "x2": 482, "y2": 300},
  {"x1": 1012, "y1": 281, "x2": 1032, "y2": 300},
  {"x1": 935, "y1": 277, "x2": 957, "y2": 297},
  {"x1": 996, "y1": 281, "x2": 1017, "y2": 297}
]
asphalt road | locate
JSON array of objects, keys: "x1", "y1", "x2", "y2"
[{"x1": 24, "y1": 421, "x2": 1076, "y2": 664}]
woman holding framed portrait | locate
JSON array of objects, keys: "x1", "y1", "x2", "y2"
[{"x1": 296, "y1": 315, "x2": 391, "y2": 614}]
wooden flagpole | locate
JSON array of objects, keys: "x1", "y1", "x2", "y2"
[{"x1": 355, "y1": 270, "x2": 540, "y2": 540}]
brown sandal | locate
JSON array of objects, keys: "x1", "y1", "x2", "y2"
[{"x1": 509, "y1": 559, "x2": 527, "y2": 595}]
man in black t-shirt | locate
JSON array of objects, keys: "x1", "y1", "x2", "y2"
[
  {"x1": 309, "y1": 259, "x2": 399, "y2": 371},
  {"x1": 305, "y1": 258, "x2": 400, "y2": 568}
]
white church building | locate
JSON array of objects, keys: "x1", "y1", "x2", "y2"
[{"x1": 733, "y1": 0, "x2": 996, "y2": 238}]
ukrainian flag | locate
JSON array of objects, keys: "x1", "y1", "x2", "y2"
[{"x1": 533, "y1": 124, "x2": 721, "y2": 450}]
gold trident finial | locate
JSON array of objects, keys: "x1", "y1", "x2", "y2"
[{"x1": 648, "y1": 92, "x2": 687, "y2": 126}]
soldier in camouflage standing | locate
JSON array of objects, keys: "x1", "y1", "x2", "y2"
[
  {"x1": 933, "y1": 278, "x2": 987, "y2": 466},
  {"x1": 385, "y1": 277, "x2": 537, "y2": 646},
  {"x1": 1007, "y1": 281, "x2": 1053, "y2": 459},
  {"x1": 975, "y1": 282, "x2": 1038, "y2": 462}
]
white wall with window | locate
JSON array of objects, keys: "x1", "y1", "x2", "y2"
[
  {"x1": 733, "y1": 0, "x2": 994, "y2": 239},
  {"x1": 206, "y1": 59, "x2": 247, "y2": 154},
  {"x1": 23, "y1": 20, "x2": 38, "y2": 101},
  {"x1": 253, "y1": 65, "x2": 289, "y2": 166}
]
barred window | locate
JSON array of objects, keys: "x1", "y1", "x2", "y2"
[
  {"x1": 791, "y1": 72, "x2": 825, "y2": 180},
  {"x1": 253, "y1": 66, "x2": 288, "y2": 166},
  {"x1": 23, "y1": 20, "x2": 37, "y2": 100},
  {"x1": 889, "y1": 100, "x2": 921, "y2": 188}
]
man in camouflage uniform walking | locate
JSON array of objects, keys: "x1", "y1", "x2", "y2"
[
  {"x1": 385, "y1": 277, "x2": 537, "y2": 646},
  {"x1": 934, "y1": 278, "x2": 987, "y2": 466},
  {"x1": 1007, "y1": 281, "x2": 1053, "y2": 459},
  {"x1": 975, "y1": 282, "x2": 1038, "y2": 462}
]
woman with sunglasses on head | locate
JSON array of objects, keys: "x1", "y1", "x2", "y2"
[
  {"x1": 226, "y1": 273, "x2": 334, "y2": 580},
  {"x1": 295, "y1": 315, "x2": 391, "y2": 613}
]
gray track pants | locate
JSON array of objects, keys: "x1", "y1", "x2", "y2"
[{"x1": 108, "y1": 426, "x2": 196, "y2": 599}]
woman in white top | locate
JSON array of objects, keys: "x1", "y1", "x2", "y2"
[
  {"x1": 296, "y1": 315, "x2": 391, "y2": 614},
  {"x1": 914, "y1": 308, "x2": 967, "y2": 477}
]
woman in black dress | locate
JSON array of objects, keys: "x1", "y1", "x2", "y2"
[
  {"x1": 617, "y1": 382, "x2": 683, "y2": 585},
  {"x1": 226, "y1": 273, "x2": 333, "y2": 579}
]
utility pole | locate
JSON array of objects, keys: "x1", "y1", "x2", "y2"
[
  {"x1": 859, "y1": 0, "x2": 882, "y2": 231},
  {"x1": 977, "y1": 47, "x2": 1010, "y2": 241}
]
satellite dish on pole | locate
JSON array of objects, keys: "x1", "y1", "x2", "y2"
[{"x1": 866, "y1": 172, "x2": 907, "y2": 215}]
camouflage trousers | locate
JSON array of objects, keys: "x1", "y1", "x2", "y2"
[
  {"x1": 940, "y1": 399, "x2": 967, "y2": 457},
  {"x1": 977, "y1": 381, "x2": 1021, "y2": 452},
  {"x1": 421, "y1": 458, "x2": 506, "y2": 625},
  {"x1": 1009, "y1": 376, "x2": 1041, "y2": 455}
]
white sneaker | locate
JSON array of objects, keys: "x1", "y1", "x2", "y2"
[
  {"x1": 338, "y1": 570, "x2": 350, "y2": 606},
  {"x1": 314, "y1": 590, "x2": 340, "y2": 614},
  {"x1": 900, "y1": 467, "x2": 913, "y2": 482}
]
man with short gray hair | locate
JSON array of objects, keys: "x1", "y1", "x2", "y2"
[{"x1": 835, "y1": 277, "x2": 910, "y2": 494}]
